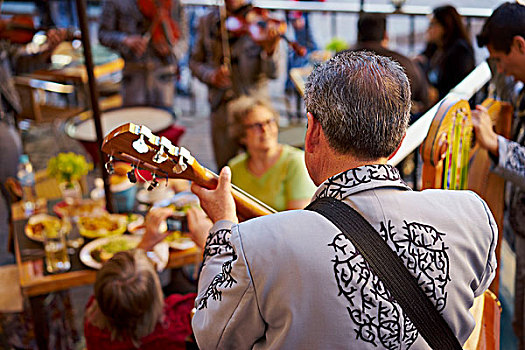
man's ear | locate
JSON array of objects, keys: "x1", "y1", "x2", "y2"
[
  {"x1": 388, "y1": 133, "x2": 406, "y2": 160},
  {"x1": 304, "y1": 112, "x2": 320, "y2": 153},
  {"x1": 514, "y1": 35, "x2": 525, "y2": 54}
]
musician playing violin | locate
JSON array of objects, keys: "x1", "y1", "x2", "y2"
[
  {"x1": 189, "y1": 0, "x2": 282, "y2": 170},
  {"x1": 98, "y1": 0, "x2": 187, "y2": 108}
]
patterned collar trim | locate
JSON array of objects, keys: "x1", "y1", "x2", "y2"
[{"x1": 314, "y1": 164, "x2": 411, "y2": 200}]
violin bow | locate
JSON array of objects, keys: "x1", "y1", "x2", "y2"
[{"x1": 218, "y1": 0, "x2": 232, "y2": 73}]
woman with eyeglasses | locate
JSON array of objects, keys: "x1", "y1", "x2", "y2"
[{"x1": 226, "y1": 95, "x2": 316, "y2": 211}]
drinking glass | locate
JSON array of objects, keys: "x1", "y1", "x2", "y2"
[
  {"x1": 42, "y1": 225, "x2": 71, "y2": 274},
  {"x1": 62, "y1": 216, "x2": 85, "y2": 250}
]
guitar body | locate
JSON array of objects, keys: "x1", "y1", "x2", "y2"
[{"x1": 420, "y1": 97, "x2": 512, "y2": 349}]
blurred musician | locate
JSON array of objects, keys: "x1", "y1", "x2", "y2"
[
  {"x1": 0, "y1": 17, "x2": 67, "y2": 264},
  {"x1": 98, "y1": 0, "x2": 187, "y2": 109},
  {"x1": 475, "y1": 2, "x2": 525, "y2": 347},
  {"x1": 189, "y1": 0, "x2": 282, "y2": 170},
  {"x1": 353, "y1": 13, "x2": 430, "y2": 119}
]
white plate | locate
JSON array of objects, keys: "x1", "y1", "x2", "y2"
[
  {"x1": 152, "y1": 191, "x2": 199, "y2": 209},
  {"x1": 165, "y1": 236, "x2": 196, "y2": 250},
  {"x1": 136, "y1": 187, "x2": 175, "y2": 204},
  {"x1": 79, "y1": 235, "x2": 169, "y2": 271}
]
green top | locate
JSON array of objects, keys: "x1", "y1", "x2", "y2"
[{"x1": 228, "y1": 145, "x2": 317, "y2": 211}]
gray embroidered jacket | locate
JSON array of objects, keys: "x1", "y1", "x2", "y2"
[{"x1": 192, "y1": 164, "x2": 497, "y2": 349}]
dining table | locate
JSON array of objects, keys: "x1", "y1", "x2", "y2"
[{"x1": 11, "y1": 200, "x2": 202, "y2": 350}]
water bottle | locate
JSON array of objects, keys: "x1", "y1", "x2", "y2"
[{"x1": 17, "y1": 154, "x2": 36, "y2": 216}]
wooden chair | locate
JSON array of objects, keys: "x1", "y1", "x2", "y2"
[{"x1": 14, "y1": 75, "x2": 85, "y2": 124}]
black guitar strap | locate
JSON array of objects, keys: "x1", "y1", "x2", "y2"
[{"x1": 306, "y1": 197, "x2": 462, "y2": 350}]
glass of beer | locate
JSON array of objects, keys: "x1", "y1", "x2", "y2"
[{"x1": 42, "y1": 224, "x2": 71, "y2": 274}]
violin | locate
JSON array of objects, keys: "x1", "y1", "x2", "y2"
[
  {"x1": 225, "y1": 5, "x2": 307, "y2": 57},
  {"x1": 0, "y1": 15, "x2": 78, "y2": 46},
  {"x1": 137, "y1": 0, "x2": 180, "y2": 50},
  {"x1": 0, "y1": 15, "x2": 38, "y2": 44}
]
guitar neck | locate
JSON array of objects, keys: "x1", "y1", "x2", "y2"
[{"x1": 188, "y1": 160, "x2": 276, "y2": 220}]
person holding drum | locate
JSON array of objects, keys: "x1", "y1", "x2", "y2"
[
  {"x1": 98, "y1": 0, "x2": 187, "y2": 108},
  {"x1": 227, "y1": 95, "x2": 316, "y2": 211}
]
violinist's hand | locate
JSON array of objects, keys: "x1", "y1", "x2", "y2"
[
  {"x1": 472, "y1": 105, "x2": 499, "y2": 157},
  {"x1": 46, "y1": 28, "x2": 68, "y2": 49},
  {"x1": 123, "y1": 35, "x2": 148, "y2": 57},
  {"x1": 257, "y1": 24, "x2": 280, "y2": 55},
  {"x1": 191, "y1": 166, "x2": 238, "y2": 224},
  {"x1": 210, "y1": 65, "x2": 231, "y2": 89},
  {"x1": 187, "y1": 206, "x2": 213, "y2": 249},
  {"x1": 154, "y1": 42, "x2": 171, "y2": 57},
  {"x1": 137, "y1": 207, "x2": 173, "y2": 251}
]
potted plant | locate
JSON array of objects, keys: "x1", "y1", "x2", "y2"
[{"x1": 47, "y1": 152, "x2": 93, "y2": 202}]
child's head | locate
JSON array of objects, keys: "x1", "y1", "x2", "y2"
[{"x1": 93, "y1": 249, "x2": 164, "y2": 345}]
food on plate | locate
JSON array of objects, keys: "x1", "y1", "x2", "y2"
[
  {"x1": 125, "y1": 213, "x2": 144, "y2": 225},
  {"x1": 25, "y1": 214, "x2": 61, "y2": 241},
  {"x1": 163, "y1": 230, "x2": 195, "y2": 250},
  {"x1": 54, "y1": 199, "x2": 105, "y2": 218},
  {"x1": 126, "y1": 213, "x2": 145, "y2": 235},
  {"x1": 90, "y1": 236, "x2": 138, "y2": 263},
  {"x1": 78, "y1": 214, "x2": 127, "y2": 238},
  {"x1": 167, "y1": 203, "x2": 194, "y2": 214}
]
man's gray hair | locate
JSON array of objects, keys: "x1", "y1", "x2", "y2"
[{"x1": 304, "y1": 50, "x2": 411, "y2": 160}]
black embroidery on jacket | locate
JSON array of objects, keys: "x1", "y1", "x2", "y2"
[
  {"x1": 197, "y1": 251, "x2": 238, "y2": 310},
  {"x1": 202, "y1": 228, "x2": 234, "y2": 265},
  {"x1": 330, "y1": 220, "x2": 450, "y2": 349},
  {"x1": 317, "y1": 165, "x2": 403, "y2": 200}
]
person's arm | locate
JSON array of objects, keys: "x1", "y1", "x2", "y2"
[
  {"x1": 492, "y1": 136, "x2": 525, "y2": 190},
  {"x1": 189, "y1": 14, "x2": 219, "y2": 86},
  {"x1": 136, "y1": 207, "x2": 174, "y2": 251},
  {"x1": 190, "y1": 167, "x2": 265, "y2": 348},
  {"x1": 472, "y1": 105, "x2": 525, "y2": 189},
  {"x1": 259, "y1": 40, "x2": 280, "y2": 80},
  {"x1": 98, "y1": 0, "x2": 137, "y2": 57},
  {"x1": 192, "y1": 221, "x2": 266, "y2": 349}
]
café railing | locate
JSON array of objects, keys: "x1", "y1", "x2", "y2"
[
  {"x1": 180, "y1": 0, "x2": 493, "y2": 53},
  {"x1": 2, "y1": 0, "x2": 493, "y2": 53}
]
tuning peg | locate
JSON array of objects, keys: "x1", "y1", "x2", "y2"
[
  {"x1": 153, "y1": 145, "x2": 168, "y2": 164},
  {"x1": 127, "y1": 165, "x2": 137, "y2": 183},
  {"x1": 172, "y1": 155, "x2": 187, "y2": 174},
  {"x1": 147, "y1": 174, "x2": 159, "y2": 191},
  {"x1": 105, "y1": 156, "x2": 114, "y2": 174},
  {"x1": 133, "y1": 134, "x2": 149, "y2": 154}
]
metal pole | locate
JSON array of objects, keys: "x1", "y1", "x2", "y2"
[
  {"x1": 75, "y1": 0, "x2": 114, "y2": 212},
  {"x1": 409, "y1": 15, "x2": 415, "y2": 55}
]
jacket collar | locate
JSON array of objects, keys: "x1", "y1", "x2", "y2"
[{"x1": 314, "y1": 164, "x2": 411, "y2": 200}]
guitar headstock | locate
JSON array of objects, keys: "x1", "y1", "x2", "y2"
[
  {"x1": 102, "y1": 123, "x2": 276, "y2": 218},
  {"x1": 102, "y1": 123, "x2": 211, "y2": 186}
]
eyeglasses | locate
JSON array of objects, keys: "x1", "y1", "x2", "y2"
[{"x1": 243, "y1": 118, "x2": 277, "y2": 132}]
